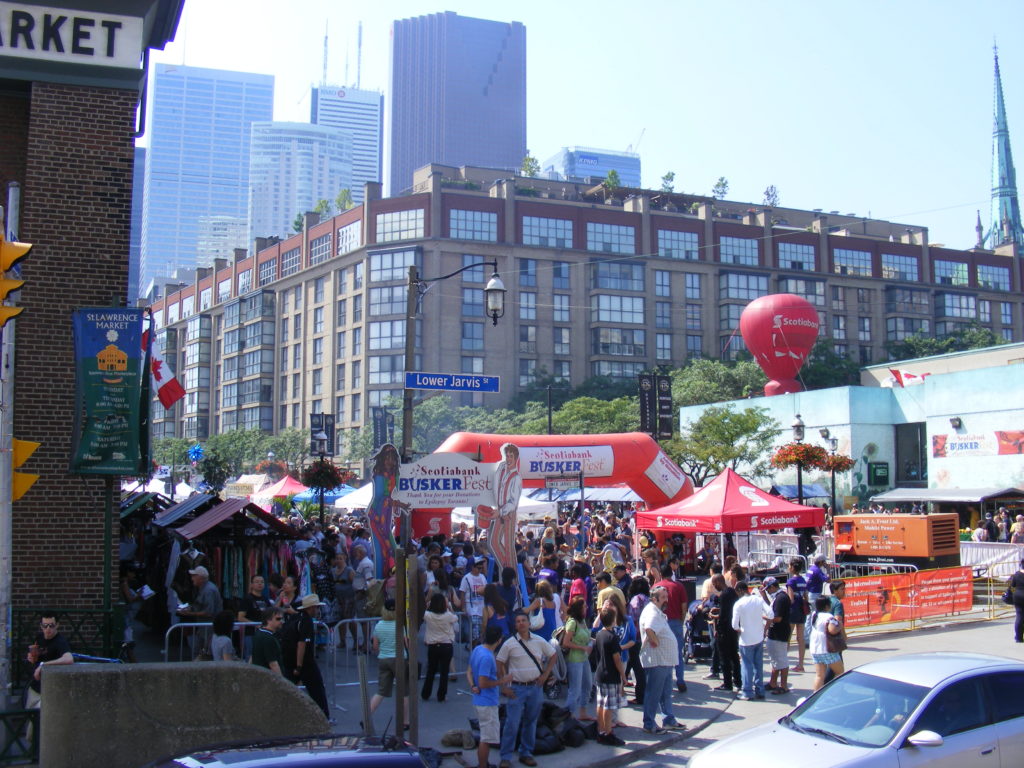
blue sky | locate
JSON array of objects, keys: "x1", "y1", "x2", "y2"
[{"x1": 151, "y1": 0, "x2": 1022, "y2": 250}]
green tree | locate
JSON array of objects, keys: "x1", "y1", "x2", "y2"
[
  {"x1": 668, "y1": 405, "x2": 781, "y2": 486},
  {"x1": 884, "y1": 322, "x2": 1006, "y2": 361},
  {"x1": 335, "y1": 188, "x2": 354, "y2": 211},
  {"x1": 570, "y1": 374, "x2": 638, "y2": 402},
  {"x1": 292, "y1": 212, "x2": 304, "y2": 233},
  {"x1": 521, "y1": 152, "x2": 540, "y2": 178},
  {"x1": 313, "y1": 198, "x2": 334, "y2": 219},
  {"x1": 153, "y1": 437, "x2": 192, "y2": 474},
  {"x1": 712, "y1": 176, "x2": 729, "y2": 199},
  {"x1": 660, "y1": 171, "x2": 676, "y2": 193},
  {"x1": 602, "y1": 169, "x2": 621, "y2": 199},
  {"x1": 800, "y1": 339, "x2": 861, "y2": 389},
  {"x1": 265, "y1": 427, "x2": 310, "y2": 470},
  {"x1": 205, "y1": 429, "x2": 268, "y2": 476},
  {"x1": 763, "y1": 184, "x2": 780, "y2": 207},
  {"x1": 551, "y1": 396, "x2": 639, "y2": 435},
  {"x1": 197, "y1": 451, "x2": 232, "y2": 491},
  {"x1": 671, "y1": 358, "x2": 766, "y2": 406}
]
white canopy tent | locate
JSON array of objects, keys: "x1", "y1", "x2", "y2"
[
  {"x1": 334, "y1": 482, "x2": 374, "y2": 509},
  {"x1": 451, "y1": 492, "x2": 556, "y2": 525}
]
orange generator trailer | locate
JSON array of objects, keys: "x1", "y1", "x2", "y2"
[{"x1": 833, "y1": 513, "x2": 961, "y2": 569}]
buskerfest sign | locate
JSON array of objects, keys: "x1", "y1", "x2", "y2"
[
  {"x1": 392, "y1": 452, "x2": 496, "y2": 508},
  {"x1": 518, "y1": 445, "x2": 614, "y2": 479}
]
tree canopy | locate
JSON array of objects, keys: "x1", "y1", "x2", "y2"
[
  {"x1": 671, "y1": 358, "x2": 766, "y2": 406},
  {"x1": 800, "y1": 339, "x2": 862, "y2": 389},
  {"x1": 667, "y1": 404, "x2": 781, "y2": 486},
  {"x1": 885, "y1": 322, "x2": 1007, "y2": 361}
]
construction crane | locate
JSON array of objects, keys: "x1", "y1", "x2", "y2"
[{"x1": 626, "y1": 128, "x2": 645, "y2": 155}]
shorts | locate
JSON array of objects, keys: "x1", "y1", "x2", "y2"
[
  {"x1": 595, "y1": 682, "x2": 625, "y2": 711},
  {"x1": 812, "y1": 652, "x2": 842, "y2": 666},
  {"x1": 377, "y1": 657, "x2": 406, "y2": 696},
  {"x1": 475, "y1": 704, "x2": 500, "y2": 744},
  {"x1": 765, "y1": 639, "x2": 789, "y2": 670}
]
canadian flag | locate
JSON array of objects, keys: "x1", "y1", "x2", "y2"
[
  {"x1": 142, "y1": 319, "x2": 186, "y2": 408},
  {"x1": 888, "y1": 368, "x2": 930, "y2": 388}
]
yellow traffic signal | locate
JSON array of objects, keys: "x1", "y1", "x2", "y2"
[
  {"x1": 11, "y1": 438, "x2": 39, "y2": 501},
  {"x1": 0, "y1": 236, "x2": 31, "y2": 272}
]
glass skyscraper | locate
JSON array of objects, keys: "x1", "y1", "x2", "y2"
[
  {"x1": 388, "y1": 11, "x2": 526, "y2": 196},
  {"x1": 140, "y1": 64, "x2": 273, "y2": 298},
  {"x1": 311, "y1": 86, "x2": 383, "y2": 205},
  {"x1": 248, "y1": 122, "x2": 353, "y2": 242},
  {"x1": 542, "y1": 146, "x2": 642, "y2": 188}
]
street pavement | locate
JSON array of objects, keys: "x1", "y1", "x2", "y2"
[{"x1": 132, "y1": 611, "x2": 1021, "y2": 768}]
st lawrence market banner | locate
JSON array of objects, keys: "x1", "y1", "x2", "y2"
[{"x1": 70, "y1": 308, "x2": 147, "y2": 475}]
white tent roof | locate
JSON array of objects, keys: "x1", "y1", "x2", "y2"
[
  {"x1": 451, "y1": 492, "x2": 556, "y2": 523},
  {"x1": 334, "y1": 482, "x2": 374, "y2": 509}
]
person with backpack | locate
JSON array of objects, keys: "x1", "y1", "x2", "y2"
[{"x1": 280, "y1": 594, "x2": 330, "y2": 719}]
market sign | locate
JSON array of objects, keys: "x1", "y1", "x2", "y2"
[
  {"x1": 519, "y1": 445, "x2": 614, "y2": 480},
  {"x1": 0, "y1": 3, "x2": 144, "y2": 69},
  {"x1": 392, "y1": 452, "x2": 496, "y2": 508},
  {"x1": 70, "y1": 308, "x2": 147, "y2": 475}
]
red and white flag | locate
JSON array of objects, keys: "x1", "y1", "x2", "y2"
[
  {"x1": 142, "y1": 320, "x2": 186, "y2": 408},
  {"x1": 887, "y1": 368, "x2": 930, "y2": 387}
]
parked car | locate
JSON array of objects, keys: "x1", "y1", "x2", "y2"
[
  {"x1": 142, "y1": 734, "x2": 427, "y2": 768},
  {"x1": 689, "y1": 652, "x2": 1024, "y2": 767}
]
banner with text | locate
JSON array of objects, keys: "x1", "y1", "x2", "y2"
[
  {"x1": 519, "y1": 444, "x2": 615, "y2": 480},
  {"x1": 70, "y1": 308, "x2": 147, "y2": 475},
  {"x1": 392, "y1": 452, "x2": 496, "y2": 508},
  {"x1": 841, "y1": 566, "x2": 973, "y2": 628}
]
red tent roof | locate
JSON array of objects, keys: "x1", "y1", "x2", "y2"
[
  {"x1": 635, "y1": 468, "x2": 825, "y2": 534},
  {"x1": 256, "y1": 475, "x2": 309, "y2": 498}
]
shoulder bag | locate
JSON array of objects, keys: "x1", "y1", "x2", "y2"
[{"x1": 825, "y1": 618, "x2": 847, "y2": 654}]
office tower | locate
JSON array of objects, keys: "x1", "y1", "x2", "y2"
[
  {"x1": 129, "y1": 146, "x2": 145, "y2": 304},
  {"x1": 140, "y1": 64, "x2": 273, "y2": 296},
  {"x1": 248, "y1": 122, "x2": 353, "y2": 242},
  {"x1": 388, "y1": 11, "x2": 526, "y2": 195},
  {"x1": 988, "y1": 48, "x2": 1023, "y2": 248},
  {"x1": 311, "y1": 86, "x2": 382, "y2": 204},
  {"x1": 542, "y1": 147, "x2": 642, "y2": 187}
]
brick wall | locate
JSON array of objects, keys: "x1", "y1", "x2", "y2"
[{"x1": 8, "y1": 81, "x2": 138, "y2": 610}]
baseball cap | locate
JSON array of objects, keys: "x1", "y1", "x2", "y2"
[
  {"x1": 762, "y1": 576, "x2": 778, "y2": 589},
  {"x1": 188, "y1": 566, "x2": 209, "y2": 578}
]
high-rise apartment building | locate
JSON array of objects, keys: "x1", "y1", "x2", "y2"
[
  {"x1": 148, "y1": 163, "x2": 1022, "y2": 449},
  {"x1": 140, "y1": 64, "x2": 273, "y2": 298},
  {"x1": 129, "y1": 146, "x2": 145, "y2": 303},
  {"x1": 542, "y1": 147, "x2": 642, "y2": 188},
  {"x1": 311, "y1": 86, "x2": 383, "y2": 205},
  {"x1": 388, "y1": 11, "x2": 526, "y2": 196},
  {"x1": 248, "y1": 122, "x2": 353, "y2": 243}
]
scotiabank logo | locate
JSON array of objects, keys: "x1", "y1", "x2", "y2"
[
  {"x1": 657, "y1": 516, "x2": 698, "y2": 528},
  {"x1": 750, "y1": 515, "x2": 801, "y2": 527}
]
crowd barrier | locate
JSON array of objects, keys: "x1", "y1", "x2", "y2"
[{"x1": 959, "y1": 541, "x2": 1024, "y2": 579}]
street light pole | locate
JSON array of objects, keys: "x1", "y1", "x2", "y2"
[
  {"x1": 792, "y1": 414, "x2": 805, "y2": 505},
  {"x1": 820, "y1": 429, "x2": 838, "y2": 520}
]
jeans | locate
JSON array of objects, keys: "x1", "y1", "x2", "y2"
[
  {"x1": 641, "y1": 665, "x2": 676, "y2": 729},
  {"x1": 738, "y1": 642, "x2": 765, "y2": 698},
  {"x1": 566, "y1": 659, "x2": 592, "y2": 714},
  {"x1": 667, "y1": 619, "x2": 686, "y2": 685},
  {"x1": 626, "y1": 644, "x2": 646, "y2": 702},
  {"x1": 421, "y1": 642, "x2": 454, "y2": 701},
  {"x1": 501, "y1": 682, "x2": 542, "y2": 760},
  {"x1": 460, "y1": 613, "x2": 483, "y2": 645}
]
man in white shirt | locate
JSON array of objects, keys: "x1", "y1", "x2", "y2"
[
  {"x1": 459, "y1": 557, "x2": 488, "y2": 647},
  {"x1": 731, "y1": 580, "x2": 774, "y2": 700},
  {"x1": 638, "y1": 585, "x2": 682, "y2": 733}
]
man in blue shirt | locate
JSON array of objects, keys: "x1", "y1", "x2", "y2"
[{"x1": 467, "y1": 625, "x2": 511, "y2": 768}]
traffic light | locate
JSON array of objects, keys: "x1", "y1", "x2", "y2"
[
  {"x1": 11, "y1": 438, "x2": 39, "y2": 501},
  {"x1": 0, "y1": 233, "x2": 30, "y2": 329}
]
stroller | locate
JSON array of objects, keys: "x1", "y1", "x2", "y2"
[
  {"x1": 683, "y1": 599, "x2": 714, "y2": 663},
  {"x1": 543, "y1": 632, "x2": 568, "y2": 700}
]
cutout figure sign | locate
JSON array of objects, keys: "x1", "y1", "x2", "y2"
[
  {"x1": 740, "y1": 293, "x2": 820, "y2": 396},
  {"x1": 475, "y1": 443, "x2": 522, "y2": 573}
]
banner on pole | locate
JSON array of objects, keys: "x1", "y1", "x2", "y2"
[{"x1": 70, "y1": 308, "x2": 147, "y2": 475}]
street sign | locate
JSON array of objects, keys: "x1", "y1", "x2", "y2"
[
  {"x1": 545, "y1": 475, "x2": 580, "y2": 491},
  {"x1": 404, "y1": 371, "x2": 499, "y2": 393}
]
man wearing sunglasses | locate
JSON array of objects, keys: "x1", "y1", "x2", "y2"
[{"x1": 26, "y1": 614, "x2": 74, "y2": 724}]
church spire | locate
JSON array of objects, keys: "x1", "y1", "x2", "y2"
[{"x1": 989, "y1": 45, "x2": 1024, "y2": 248}]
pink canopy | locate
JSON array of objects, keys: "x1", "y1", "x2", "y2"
[
  {"x1": 256, "y1": 475, "x2": 309, "y2": 498},
  {"x1": 635, "y1": 468, "x2": 825, "y2": 534}
]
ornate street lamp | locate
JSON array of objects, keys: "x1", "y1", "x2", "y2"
[{"x1": 792, "y1": 414, "x2": 805, "y2": 504}]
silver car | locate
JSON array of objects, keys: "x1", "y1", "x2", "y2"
[{"x1": 689, "y1": 652, "x2": 1024, "y2": 767}]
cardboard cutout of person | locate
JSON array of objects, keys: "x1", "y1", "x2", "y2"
[
  {"x1": 366, "y1": 443, "x2": 407, "y2": 579},
  {"x1": 475, "y1": 443, "x2": 522, "y2": 572}
]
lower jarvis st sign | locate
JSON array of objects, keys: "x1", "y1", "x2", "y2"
[{"x1": 405, "y1": 371, "x2": 499, "y2": 393}]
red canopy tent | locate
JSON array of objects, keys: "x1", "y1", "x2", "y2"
[
  {"x1": 635, "y1": 468, "x2": 825, "y2": 534},
  {"x1": 254, "y1": 475, "x2": 308, "y2": 498}
]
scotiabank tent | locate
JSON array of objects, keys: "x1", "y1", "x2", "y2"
[{"x1": 635, "y1": 467, "x2": 825, "y2": 533}]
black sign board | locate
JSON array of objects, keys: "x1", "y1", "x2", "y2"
[
  {"x1": 309, "y1": 413, "x2": 336, "y2": 457},
  {"x1": 868, "y1": 462, "x2": 890, "y2": 485},
  {"x1": 638, "y1": 374, "x2": 657, "y2": 437},
  {"x1": 656, "y1": 375, "x2": 674, "y2": 440}
]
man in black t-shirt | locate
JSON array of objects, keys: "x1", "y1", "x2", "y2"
[
  {"x1": 762, "y1": 578, "x2": 792, "y2": 694},
  {"x1": 281, "y1": 594, "x2": 330, "y2": 719},
  {"x1": 593, "y1": 608, "x2": 626, "y2": 746},
  {"x1": 26, "y1": 614, "x2": 74, "y2": 736}
]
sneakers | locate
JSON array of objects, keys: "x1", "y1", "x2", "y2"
[
  {"x1": 737, "y1": 693, "x2": 751, "y2": 701},
  {"x1": 518, "y1": 757, "x2": 538, "y2": 767},
  {"x1": 598, "y1": 732, "x2": 627, "y2": 746},
  {"x1": 677, "y1": 683, "x2": 688, "y2": 693},
  {"x1": 702, "y1": 672, "x2": 721, "y2": 680},
  {"x1": 714, "y1": 684, "x2": 734, "y2": 691},
  {"x1": 642, "y1": 725, "x2": 666, "y2": 735}
]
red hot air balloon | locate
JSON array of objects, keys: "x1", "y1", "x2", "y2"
[{"x1": 740, "y1": 293, "x2": 820, "y2": 396}]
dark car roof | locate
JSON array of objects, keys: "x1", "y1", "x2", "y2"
[{"x1": 145, "y1": 734, "x2": 426, "y2": 768}]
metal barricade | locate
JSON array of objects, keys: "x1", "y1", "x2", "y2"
[
  {"x1": 829, "y1": 562, "x2": 918, "y2": 580},
  {"x1": 742, "y1": 550, "x2": 804, "y2": 576}
]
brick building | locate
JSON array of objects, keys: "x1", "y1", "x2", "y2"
[
  {"x1": 147, "y1": 163, "x2": 1022, "y2": 467},
  {"x1": 0, "y1": 1, "x2": 182, "y2": 646}
]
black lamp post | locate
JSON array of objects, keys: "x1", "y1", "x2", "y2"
[
  {"x1": 312, "y1": 429, "x2": 328, "y2": 526},
  {"x1": 792, "y1": 414, "x2": 805, "y2": 505}
]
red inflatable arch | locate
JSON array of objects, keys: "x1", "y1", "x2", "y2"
[{"x1": 434, "y1": 432, "x2": 694, "y2": 508}]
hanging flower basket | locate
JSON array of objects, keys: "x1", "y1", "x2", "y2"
[
  {"x1": 301, "y1": 460, "x2": 345, "y2": 491},
  {"x1": 771, "y1": 442, "x2": 829, "y2": 470},
  {"x1": 821, "y1": 454, "x2": 856, "y2": 473}
]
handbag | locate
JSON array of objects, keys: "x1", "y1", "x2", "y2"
[
  {"x1": 1002, "y1": 587, "x2": 1014, "y2": 605},
  {"x1": 825, "y1": 619, "x2": 847, "y2": 654},
  {"x1": 530, "y1": 606, "x2": 545, "y2": 631}
]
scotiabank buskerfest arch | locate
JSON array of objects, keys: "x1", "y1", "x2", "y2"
[{"x1": 435, "y1": 431, "x2": 694, "y2": 508}]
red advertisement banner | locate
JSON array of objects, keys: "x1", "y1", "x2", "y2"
[{"x1": 841, "y1": 566, "x2": 972, "y2": 628}]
